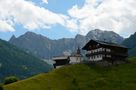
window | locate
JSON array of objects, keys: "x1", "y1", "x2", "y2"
[
  {"x1": 97, "y1": 55, "x2": 99, "y2": 58},
  {"x1": 99, "y1": 55, "x2": 102, "y2": 58},
  {"x1": 88, "y1": 51, "x2": 91, "y2": 53},
  {"x1": 106, "y1": 55, "x2": 111, "y2": 58},
  {"x1": 96, "y1": 44, "x2": 100, "y2": 47},
  {"x1": 99, "y1": 48, "x2": 102, "y2": 51},
  {"x1": 106, "y1": 49, "x2": 111, "y2": 52},
  {"x1": 102, "y1": 48, "x2": 105, "y2": 51}
]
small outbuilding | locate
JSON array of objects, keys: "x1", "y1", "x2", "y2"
[
  {"x1": 53, "y1": 56, "x2": 69, "y2": 68},
  {"x1": 53, "y1": 47, "x2": 83, "y2": 68}
]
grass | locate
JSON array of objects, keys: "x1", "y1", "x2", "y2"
[{"x1": 4, "y1": 57, "x2": 136, "y2": 90}]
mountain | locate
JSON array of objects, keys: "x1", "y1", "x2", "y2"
[
  {"x1": 4, "y1": 57, "x2": 136, "y2": 90},
  {"x1": 10, "y1": 32, "x2": 54, "y2": 59},
  {"x1": 0, "y1": 39, "x2": 52, "y2": 82},
  {"x1": 122, "y1": 32, "x2": 136, "y2": 56},
  {"x1": 86, "y1": 29, "x2": 124, "y2": 43},
  {"x1": 9, "y1": 29, "x2": 124, "y2": 59}
]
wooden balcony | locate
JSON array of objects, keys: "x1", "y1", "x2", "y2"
[{"x1": 86, "y1": 51, "x2": 128, "y2": 57}]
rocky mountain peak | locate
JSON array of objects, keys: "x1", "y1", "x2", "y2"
[
  {"x1": 75, "y1": 34, "x2": 85, "y2": 39},
  {"x1": 92, "y1": 29, "x2": 103, "y2": 33},
  {"x1": 9, "y1": 35, "x2": 16, "y2": 42},
  {"x1": 86, "y1": 29, "x2": 124, "y2": 43},
  {"x1": 23, "y1": 31, "x2": 38, "y2": 37}
]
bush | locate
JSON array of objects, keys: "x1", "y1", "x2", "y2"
[
  {"x1": 0, "y1": 84, "x2": 3, "y2": 90},
  {"x1": 72, "y1": 78, "x2": 78, "y2": 86},
  {"x1": 4, "y1": 76, "x2": 19, "y2": 85}
]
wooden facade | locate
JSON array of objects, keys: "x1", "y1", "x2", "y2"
[{"x1": 82, "y1": 40, "x2": 128, "y2": 64}]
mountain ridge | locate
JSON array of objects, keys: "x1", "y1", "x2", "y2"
[{"x1": 9, "y1": 29, "x2": 124, "y2": 59}]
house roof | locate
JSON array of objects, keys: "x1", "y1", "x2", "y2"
[
  {"x1": 82, "y1": 39, "x2": 128, "y2": 50},
  {"x1": 95, "y1": 40, "x2": 127, "y2": 48},
  {"x1": 52, "y1": 56, "x2": 69, "y2": 61}
]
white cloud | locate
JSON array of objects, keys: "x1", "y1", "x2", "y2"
[
  {"x1": 0, "y1": 20, "x2": 15, "y2": 32},
  {"x1": 42, "y1": 0, "x2": 48, "y2": 4},
  {"x1": 66, "y1": 19, "x2": 78, "y2": 32},
  {"x1": 0, "y1": 0, "x2": 67, "y2": 32},
  {"x1": 68, "y1": 0, "x2": 136, "y2": 37},
  {"x1": 0, "y1": 0, "x2": 136, "y2": 38}
]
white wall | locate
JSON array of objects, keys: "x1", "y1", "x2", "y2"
[{"x1": 69, "y1": 56, "x2": 81, "y2": 64}]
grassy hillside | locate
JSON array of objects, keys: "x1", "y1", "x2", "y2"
[
  {"x1": 0, "y1": 39, "x2": 52, "y2": 82},
  {"x1": 4, "y1": 57, "x2": 136, "y2": 90}
]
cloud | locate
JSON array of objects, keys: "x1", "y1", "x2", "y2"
[
  {"x1": 0, "y1": 20, "x2": 15, "y2": 32},
  {"x1": 68, "y1": 0, "x2": 136, "y2": 37},
  {"x1": 0, "y1": 0, "x2": 136, "y2": 38},
  {"x1": 42, "y1": 0, "x2": 48, "y2": 4},
  {"x1": 0, "y1": 0, "x2": 67, "y2": 32},
  {"x1": 66, "y1": 19, "x2": 78, "y2": 32}
]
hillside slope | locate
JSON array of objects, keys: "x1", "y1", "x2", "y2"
[
  {"x1": 4, "y1": 58, "x2": 136, "y2": 90},
  {"x1": 0, "y1": 39, "x2": 52, "y2": 82}
]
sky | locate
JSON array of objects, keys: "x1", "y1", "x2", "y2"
[{"x1": 0, "y1": 0, "x2": 136, "y2": 41}]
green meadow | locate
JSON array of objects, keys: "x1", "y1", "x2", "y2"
[{"x1": 4, "y1": 57, "x2": 136, "y2": 90}]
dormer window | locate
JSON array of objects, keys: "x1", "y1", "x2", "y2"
[{"x1": 96, "y1": 44, "x2": 100, "y2": 47}]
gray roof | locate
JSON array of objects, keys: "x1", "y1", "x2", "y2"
[
  {"x1": 95, "y1": 40, "x2": 127, "y2": 48},
  {"x1": 52, "y1": 56, "x2": 68, "y2": 61},
  {"x1": 83, "y1": 39, "x2": 128, "y2": 50}
]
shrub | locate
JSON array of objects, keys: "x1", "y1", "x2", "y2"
[
  {"x1": 0, "y1": 84, "x2": 3, "y2": 90},
  {"x1": 4, "y1": 76, "x2": 19, "y2": 85},
  {"x1": 72, "y1": 78, "x2": 78, "y2": 86}
]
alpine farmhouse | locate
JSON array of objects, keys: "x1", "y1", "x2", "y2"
[{"x1": 82, "y1": 40, "x2": 128, "y2": 64}]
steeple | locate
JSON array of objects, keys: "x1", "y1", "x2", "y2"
[{"x1": 76, "y1": 46, "x2": 81, "y2": 55}]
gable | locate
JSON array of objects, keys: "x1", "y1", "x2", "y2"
[{"x1": 82, "y1": 40, "x2": 99, "y2": 50}]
